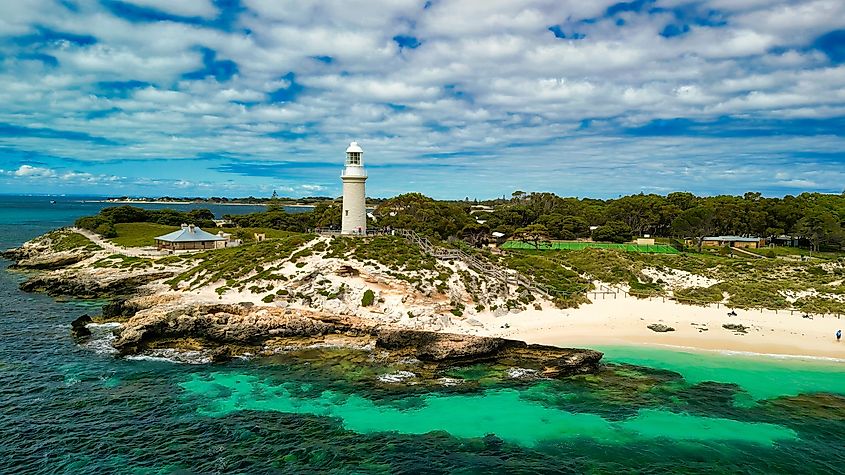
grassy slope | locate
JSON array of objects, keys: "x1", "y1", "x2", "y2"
[
  {"x1": 44, "y1": 230, "x2": 102, "y2": 252},
  {"x1": 502, "y1": 247, "x2": 845, "y2": 312},
  {"x1": 110, "y1": 223, "x2": 179, "y2": 247}
]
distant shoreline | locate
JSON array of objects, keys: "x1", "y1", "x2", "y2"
[{"x1": 84, "y1": 200, "x2": 317, "y2": 208}]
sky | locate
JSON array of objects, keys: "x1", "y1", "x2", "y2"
[{"x1": 1, "y1": 0, "x2": 844, "y2": 199}]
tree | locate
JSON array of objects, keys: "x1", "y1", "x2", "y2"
[
  {"x1": 460, "y1": 222, "x2": 490, "y2": 247},
  {"x1": 374, "y1": 193, "x2": 470, "y2": 239},
  {"x1": 513, "y1": 224, "x2": 551, "y2": 249},
  {"x1": 187, "y1": 209, "x2": 214, "y2": 222},
  {"x1": 606, "y1": 193, "x2": 664, "y2": 236},
  {"x1": 797, "y1": 207, "x2": 842, "y2": 252},
  {"x1": 667, "y1": 192, "x2": 698, "y2": 211},
  {"x1": 311, "y1": 202, "x2": 342, "y2": 229},
  {"x1": 672, "y1": 206, "x2": 717, "y2": 252},
  {"x1": 591, "y1": 220, "x2": 632, "y2": 243}
]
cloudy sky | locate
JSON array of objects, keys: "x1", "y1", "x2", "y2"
[{"x1": 1, "y1": 0, "x2": 844, "y2": 199}]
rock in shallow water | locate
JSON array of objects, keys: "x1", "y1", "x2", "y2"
[
  {"x1": 376, "y1": 329, "x2": 602, "y2": 376},
  {"x1": 70, "y1": 314, "x2": 93, "y2": 338}
]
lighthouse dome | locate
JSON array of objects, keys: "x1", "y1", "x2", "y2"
[{"x1": 346, "y1": 141, "x2": 363, "y2": 154}]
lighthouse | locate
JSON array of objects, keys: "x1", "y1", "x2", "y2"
[{"x1": 341, "y1": 141, "x2": 367, "y2": 235}]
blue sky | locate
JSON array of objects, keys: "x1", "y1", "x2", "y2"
[{"x1": 1, "y1": 0, "x2": 844, "y2": 199}]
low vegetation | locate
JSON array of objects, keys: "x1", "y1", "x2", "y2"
[
  {"x1": 165, "y1": 233, "x2": 315, "y2": 290},
  {"x1": 327, "y1": 236, "x2": 438, "y2": 272},
  {"x1": 40, "y1": 230, "x2": 101, "y2": 253},
  {"x1": 672, "y1": 285, "x2": 724, "y2": 305},
  {"x1": 500, "y1": 251, "x2": 591, "y2": 307},
  {"x1": 499, "y1": 245, "x2": 845, "y2": 312},
  {"x1": 92, "y1": 254, "x2": 154, "y2": 270}
]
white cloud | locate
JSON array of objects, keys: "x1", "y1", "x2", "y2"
[
  {"x1": 0, "y1": 0, "x2": 843, "y2": 197},
  {"x1": 14, "y1": 165, "x2": 56, "y2": 177}
]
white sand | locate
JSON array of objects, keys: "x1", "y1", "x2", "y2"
[{"x1": 473, "y1": 292, "x2": 845, "y2": 359}]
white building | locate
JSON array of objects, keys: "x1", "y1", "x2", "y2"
[{"x1": 341, "y1": 141, "x2": 368, "y2": 234}]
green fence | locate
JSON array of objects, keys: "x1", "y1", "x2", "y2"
[{"x1": 501, "y1": 241, "x2": 680, "y2": 254}]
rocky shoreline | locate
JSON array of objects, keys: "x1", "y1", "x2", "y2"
[
  {"x1": 4, "y1": 230, "x2": 604, "y2": 376},
  {"x1": 71, "y1": 298, "x2": 602, "y2": 375}
]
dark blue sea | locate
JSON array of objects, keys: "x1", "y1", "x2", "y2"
[{"x1": 1, "y1": 195, "x2": 844, "y2": 474}]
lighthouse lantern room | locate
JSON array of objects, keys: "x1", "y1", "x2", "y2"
[{"x1": 341, "y1": 141, "x2": 367, "y2": 235}]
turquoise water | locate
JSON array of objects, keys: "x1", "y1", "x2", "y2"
[{"x1": 1, "y1": 196, "x2": 844, "y2": 473}]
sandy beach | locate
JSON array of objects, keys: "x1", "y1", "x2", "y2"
[{"x1": 474, "y1": 292, "x2": 845, "y2": 360}]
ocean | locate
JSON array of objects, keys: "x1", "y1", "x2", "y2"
[{"x1": 1, "y1": 195, "x2": 844, "y2": 474}]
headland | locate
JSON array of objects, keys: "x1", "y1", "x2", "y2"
[{"x1": 4, "y1": 190, "x2": 844, "y2": 363}]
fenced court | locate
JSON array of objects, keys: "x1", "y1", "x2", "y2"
[{"x1": 501, "y1": 240, "x2": 680, "y2": 254}]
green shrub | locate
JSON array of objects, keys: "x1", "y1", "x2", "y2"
[
  {"x1": 361, "y1": 289, "x2": 375, "y2": 307},
  {"x1": 95, "y1": 222, "x2": 117, "y2": 238},
  {"x1": 673, "y1": 285, "x2": 724, "y2": 305}
]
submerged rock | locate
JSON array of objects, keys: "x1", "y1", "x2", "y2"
[{"x1": 377, "y1": 370, "x2": 417, "y2": 383}]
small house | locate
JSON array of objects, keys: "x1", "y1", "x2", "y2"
[
  {"x1": 155, "y1": 224, "x2": 227, "y2": 251},
  {"x1": 698, "y1": 236, "x2": 765, "y2": 249}
]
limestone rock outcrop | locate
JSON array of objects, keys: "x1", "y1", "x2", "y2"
[{"x1": 20, "y1": 271, "x2": 172, "y2": 299}]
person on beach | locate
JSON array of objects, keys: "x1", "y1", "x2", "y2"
[{"x1": 837, "y1": 329, "x2": 842, "y2": 342}]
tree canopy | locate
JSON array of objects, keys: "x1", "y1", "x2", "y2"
[{"x1": 74, "y1": 191, "x2": 845, "y2": 253}]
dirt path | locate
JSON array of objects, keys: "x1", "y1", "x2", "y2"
[{"x1": 71, "y1": 227, "x2": 168, "y2": 258}]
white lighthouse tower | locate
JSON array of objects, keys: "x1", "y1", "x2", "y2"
[{"x1": 341, "y1": 141, "x2": 367, "y2": 235}]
